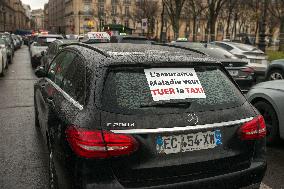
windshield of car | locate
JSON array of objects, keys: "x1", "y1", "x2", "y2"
[
  {"x1": 36, "y1": 36, "x2": 63, "y2": 46},
  {"x1": 0, "y1": 38, "x2": 5, "y2": 45},
  {"x1": 101, "y1": 66, "x2": 245, "y2": 114}
]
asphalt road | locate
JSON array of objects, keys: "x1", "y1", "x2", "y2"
[{"x1": 0, "y1": 46, "x2": 284, "y2": 189}]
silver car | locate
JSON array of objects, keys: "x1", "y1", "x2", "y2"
[
  {"x1": 247, "y1": 80, "x2": 284, "y2": 144},
  {"x1": 212, "y1": 41, "x2": 268, "y2": 80}
]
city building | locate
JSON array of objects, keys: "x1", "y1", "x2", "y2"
[
  {"x1": 48, "y1": 0, "x2": 65, "y2": 33},
  {"x1": 0, "y1": 0, "x2": 31, "y2": 32},
  {"x1": 31, "y1": 9, "x2": 44, "y2": 31},
  {"x1": 44, "y1": 3, "x2": 49, "y2": 30}
]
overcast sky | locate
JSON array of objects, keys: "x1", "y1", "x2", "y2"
[{"x1": 21, "y1": 0, "x2": 48, "y2": 10}]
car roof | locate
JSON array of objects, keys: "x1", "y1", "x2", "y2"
[
  {"x1": 113, "y1": 35, "x2": 148, "y2": 39},
  {"x1": 37, "y1": 34, "x2": 63, "y2": 38},
  {"x1": 53, "y1": 39, "x2": 78, "y2": 45},
  {"x1": 65, "y1": 43, "x2": 218, "y2": 70}
]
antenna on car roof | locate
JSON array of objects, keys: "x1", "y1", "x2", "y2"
[{"x1": 152, "y1": 43, "x2": 207, "y2": 56}]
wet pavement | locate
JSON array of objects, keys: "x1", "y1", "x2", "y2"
[{"x1": 0, "y1": 46, "x2": 284, "y2": 189}]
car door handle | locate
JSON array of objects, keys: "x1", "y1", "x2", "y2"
[{"x1": 47, "y1": 97, "x2": 55, "y2": 107}]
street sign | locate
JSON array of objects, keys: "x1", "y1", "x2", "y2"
[{"x1": 142, "y1": 18, "x2": 148, "y2": 30}]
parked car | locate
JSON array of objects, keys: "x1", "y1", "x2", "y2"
[
  {"x1": 0, "y1": 49, "x2": 7, "y2": 77},
  {"x1": 265, "y1": 59, "x2": 284, "y2": 80},
  {"x1": 80, "y1": 32, "x2": 110, "y2": 44},
  {"x1": 211, "y1": 41, "x2": 268, "y2": 80},
  {"x1": 247, "y1": 80, "x2": 284, "y2": 144},
  {"x1": 34, "y1": 43, "x2": 266, "y2": 189},
  {"x1": 41, "y1": 39, "x2": 78, "y2": 71},
  {"x1": 11, "y1": 34, "x2": 21, "y2": 50},
  {"x1": 110, "y1": 35, "x2": 152, "y2": 44},
  {"x1": 30, "y1": 34, "x2": 64, "y2": 68},
  {"x1": 0, "y1": 32, "x2": 15, "y2": 57},
  {"x1": 1, "y1": 37, "x2": 14, "y2": 64},
  {"x1": 0, "y1": 38, "x2": 8, "y2": 69},
  {"x1": 171, "y1": 42, "x2": 255, "y2": 91}
]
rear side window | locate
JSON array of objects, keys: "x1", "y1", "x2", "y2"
[
  {"x1": 101, "y1": 66, "x2": 245, "y2": 114},
  {"x1": 47, "y1": 51, "x2": 76, "y2": 86},
  {"x1": 62, "y1": 56, "x2": 86, "y2": 105}
]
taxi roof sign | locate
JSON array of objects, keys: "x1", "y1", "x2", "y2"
[
  {"x1": 87, "y1": 32, "x2": 110, "y2": 40},
  {"x1": 177, "y1": 38, "x2": 188, "y2": 41}
]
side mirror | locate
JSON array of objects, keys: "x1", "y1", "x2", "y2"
[{"x1": 35, "y1": 66, "x2": 47, "y2": 78}]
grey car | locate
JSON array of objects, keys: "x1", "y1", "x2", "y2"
[
  {"x1": 247, "y1": 80, "x2": 284, "y2": 144},
  {"x1": 265, "y1": 59, "x2": 284, "y2": 80}
]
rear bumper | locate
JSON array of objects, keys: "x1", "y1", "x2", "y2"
[
  {"x1": 80, "y1": 161, "x2": 266, "y2": 189},
  {"x1": 234, "y1": 77, "x2": 255, "y2": 91},
  {"x1": 141, "y1": 161, "x2": 266, "y2": 189}
]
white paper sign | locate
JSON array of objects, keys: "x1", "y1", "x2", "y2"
[
  {"x1": 144, "y1": 68, "x2": 206, "y2": 101},
  {"x1": 46, "y1": 38, "x2": 57, "y2": 42}
]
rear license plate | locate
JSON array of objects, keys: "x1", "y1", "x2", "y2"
[
  {"x1": 228, "y1": 70, "x2": 239, "y2": 76},
  {"x1": 156, "y1": 130, "x2": 222, "y2": 154}
]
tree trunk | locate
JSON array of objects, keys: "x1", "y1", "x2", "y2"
[
  {"x1": 225, "y1": 11, "x2": 232, "y2": 39},
  {"x1": 159, "y1": 3, "x2": 165, "y2": 42},
  {"x1": 210, "y1": 16, "x2": 217, "y2": 42},
  {"x1": 193, "y1": 16, "x2": 197, "y2": 42},
  {"x1": 279, "y1": 16, "x2": 284, "y2": 51}
]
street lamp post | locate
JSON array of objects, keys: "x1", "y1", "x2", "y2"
[{"x1": 258, "y1": 0, "x2": 268, "y2": 52}]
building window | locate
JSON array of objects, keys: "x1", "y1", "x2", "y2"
[
  {"x1": 98, "y1": 0, "x2": 105, "y2": 3},
  {"x1": 98, "y1": 4, "x2": 104, "y2": 17},
  {"x1": 124, "y1": 0, "x2": 131, "y2": 5},
  {"x1": 124, "y1": 20, "x2": 129, "y2": 27},
  {"x1": 111, "y1": 5, "x2": 117, "y2": 16},
  {"x1": 125, "y1": 6, "x2": 129, "y2": 17},
  {"x1": 111, "y1": 0, "x2": 118, "y2": 4}
]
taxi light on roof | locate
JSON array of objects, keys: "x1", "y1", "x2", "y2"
[{"x1": 177, "y1": 38, "x2": 188, "y2": 41}]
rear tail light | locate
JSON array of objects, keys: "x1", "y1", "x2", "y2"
[
  {"x1": 241, "y1": 67, "x2": 255, "y2": 74},
  {"x1": 66, "y1": 125, "x2": 138, "y2": 159},
  {"x1": 239, "y1": 115, "x2": 266, "y2": 140}
]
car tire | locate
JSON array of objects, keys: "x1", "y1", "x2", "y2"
[
  {"x1": 48, "y1": 142, "x2": 59, "y2": 189},
  {"x1": 253, "y1": 100, "x2": 279, "y2": 144},
  {"x1": 0, "y1": 59, "x2": 4, "y2": 77},
  {"x1": 267, "y1": 69, "x2": 284, "y2": 80},
  {"x1": 34, "y1": 104, "x2": 40, "y2": 128}
]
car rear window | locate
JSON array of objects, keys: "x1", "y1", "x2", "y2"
[{"x1": 101, "y1": 66, "x2": 245, "y2": 114}]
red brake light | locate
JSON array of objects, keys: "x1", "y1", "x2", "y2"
[
  {"x1": 239, "y1": 115, "x2": 266, "y2": 140},
  {"x1": 66, "y1": 125, "x2": 138, "y2": 159},
  {"x1": 240, "y1": 67, "x2": 255, "y2": 74}
]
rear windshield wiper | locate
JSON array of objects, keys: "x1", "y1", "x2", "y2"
[{"x1": 140, "y1": 102, "x2": 192, "y2": 108}]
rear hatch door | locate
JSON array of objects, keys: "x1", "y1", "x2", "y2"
[{"x1": 100, "y1": 64, "x2": 256, "y2": 187}]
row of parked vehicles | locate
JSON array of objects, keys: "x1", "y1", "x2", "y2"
[
  {"x1": 0, "y1": 32, "x2": 23, "y2": 77},
  {"x1": 28, "y1": 31, "x2": 281, "y2": 189}
]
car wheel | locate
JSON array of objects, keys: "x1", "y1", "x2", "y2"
[
  {"x1": 0, "y1": 59, "x2": 4, "y2": 77},
  {"x1": 253, "y1": 101, "x2": 279, "y2": 144},
  {"x1": 49, "y1": 144, "x2": 59, "y2": 189},
  {"x1": 34, "y1": 104, "x2": 40, "y2": 128},
  {"x1": 267, "y1": 69, "x2": 284, "y2": 80}
]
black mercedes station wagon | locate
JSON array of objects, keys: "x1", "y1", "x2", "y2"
[{"x1": 34, "y1": 43, "x2": 266, "y2": 189}]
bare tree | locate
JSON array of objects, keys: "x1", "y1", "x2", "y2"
[
  {"x1": 183, "y1": 0, "x2": 206, "y2": 41},
  {"x1": 268, "y1": 0, "x2": 284, "y2": 51},
  {"x1": 223, "y1": 0, "x2": 238, "y2": 39},
  {"x1": 206, "y1": 0, "x2": 227, "y2": 41},
  {"x1": 134, "y1": 0, "x2": 159, "y2": 36},
  {"x1": 163, "y1": 0, "x2": 186, "y2": 39}
]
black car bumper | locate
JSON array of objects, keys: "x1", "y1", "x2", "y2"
[
  {"x1": 234, "y1": 77, "x2": 255, "y2": 91},
  {"x1": 76, "y1": 161, "x2": 266, "y2": 189}
]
